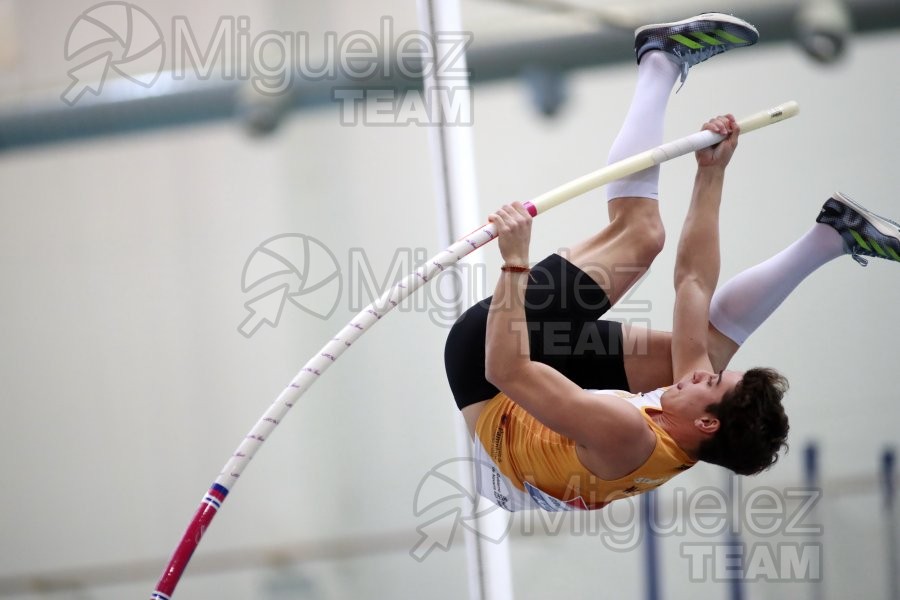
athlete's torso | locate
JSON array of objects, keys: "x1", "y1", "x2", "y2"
[{"x1": 473, "y1": 388, "x2": 696, "y2": 512}]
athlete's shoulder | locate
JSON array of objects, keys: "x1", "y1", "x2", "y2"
[{"x1": 578, "y1": 390, "x2": 656, "y2": 448}]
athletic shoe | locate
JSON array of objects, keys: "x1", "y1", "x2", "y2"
[
  {"x1": 634, "y1": 13, "x2": 759, "y2": 87},
  {"x1": 816, "y1": 192, "x2": 900, "y2": 267}
]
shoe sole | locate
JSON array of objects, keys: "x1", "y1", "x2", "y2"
[
  {"x1": 634, "y1": 12, "x2": 759, "y2": 39},
  {"x1": 831, "y1": 191, "x2": 900, "y2": 243}
]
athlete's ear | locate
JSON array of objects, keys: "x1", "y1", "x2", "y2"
[{"x1": 694, "y1": 417, "x2": 720, "y2": 435}]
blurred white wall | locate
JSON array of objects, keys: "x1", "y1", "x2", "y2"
[{"x1": 0, "y1": 1, "x2": 898, "y2": 599}]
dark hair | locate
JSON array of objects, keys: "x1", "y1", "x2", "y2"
[{"x1": 697, "y1": 367, "x2": 790, "y2": 476}]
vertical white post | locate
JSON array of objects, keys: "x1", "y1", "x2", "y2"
[{"x1": 415, "y1": 2, "x2": 515, "y2": 600}]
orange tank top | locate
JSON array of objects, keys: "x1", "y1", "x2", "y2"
[{"x1": 473, "y1": 388, "x2": 695, "y2": 511}]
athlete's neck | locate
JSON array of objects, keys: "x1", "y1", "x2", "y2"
[{"x1": 651, "y1": 411, "x2": 701, "y2": 460}]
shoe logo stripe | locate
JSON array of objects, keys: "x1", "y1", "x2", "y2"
[
  {"x1": 848, "y1": 228, "x2": 900, "y2": 261},
  {"x1": 690, "y1": 31, "x2": 725, "y2": 45},
  {"x1": 667, "y1": 30, "x2": 749, "y2": 51},
  {"x1": 870, "y1": 238, "x2": 889, "y2": 258},
  {"x1": 849, "y1": 229, "x2": 872, "y2": 252},
  {"x1": 868, "y1": 237, "x2": 900, "y2": 261},
  {"x1": 668, "y1": 34, "x2": 703, "y2": 49},
  {"x1": 714, "y1": 29, "x2": 749, "y2": 44}
]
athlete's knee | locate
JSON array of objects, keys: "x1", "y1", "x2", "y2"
[
  {"x1": 637, "y1": 214, "x2": 666, "y2": 262},
  {"x1": 609, "y1": 203, "x2": 666, "y2": 265}
]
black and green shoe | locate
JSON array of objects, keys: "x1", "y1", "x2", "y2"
[
  {"x1": 634, "y1": 13, "x2": 759, "y2": 86},
  {"x1": 816, "y1": 192, "x2": 900, "y2": 266}
]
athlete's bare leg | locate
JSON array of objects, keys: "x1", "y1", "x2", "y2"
[
  {"x1": 564, "y1": 197, "x2": 665, "y2": 306},
  {"x1": 463, "y1": 55, "x2": 673, "y2": 429}
]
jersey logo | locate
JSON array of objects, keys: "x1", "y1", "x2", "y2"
[{"x1": 634, "y1": 477, "x2": 667, "y2": 486}]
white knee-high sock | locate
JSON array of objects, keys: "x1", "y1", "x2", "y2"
[
  {"x1": 710, "y1": 223, "x2": 847, "y2": 345},
  {"x1": 606, "y1": 51, "x2": 680, "y2": 202}
]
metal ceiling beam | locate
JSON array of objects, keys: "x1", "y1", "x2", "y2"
[{"x1": 0, "y1": 0, "x2": 898, "y2": 152}]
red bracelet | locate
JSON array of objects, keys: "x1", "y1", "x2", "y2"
[{"x1": 500, "y1": 264, "x2": 530, "y2": 273}]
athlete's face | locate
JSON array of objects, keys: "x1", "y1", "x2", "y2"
[{"x1": 663, "y1": 369, "x2": 744, "y2": 425}]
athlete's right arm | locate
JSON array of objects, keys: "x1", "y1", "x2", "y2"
[
  {"x1": 487, "y1": 352, "x2": 654, "y2": 457},
  {"x1": 483, "y1": 203, "x2": 654, "y2": 456}
]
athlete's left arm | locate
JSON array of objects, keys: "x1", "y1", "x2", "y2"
[{"x1": 671, "y1": 116, "x2": 740, "y2": 379}]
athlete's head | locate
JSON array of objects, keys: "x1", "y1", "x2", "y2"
[
  {"x1": 696, "y1": 367, "x2": 790, "y2": 475},
  {"x1": 664, "y1": 369, "x2": 745, "y2": 423}
]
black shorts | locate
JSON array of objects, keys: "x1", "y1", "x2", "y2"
[{"x1": 444, "y1": 253, "x2": 631, "y2": 410}]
